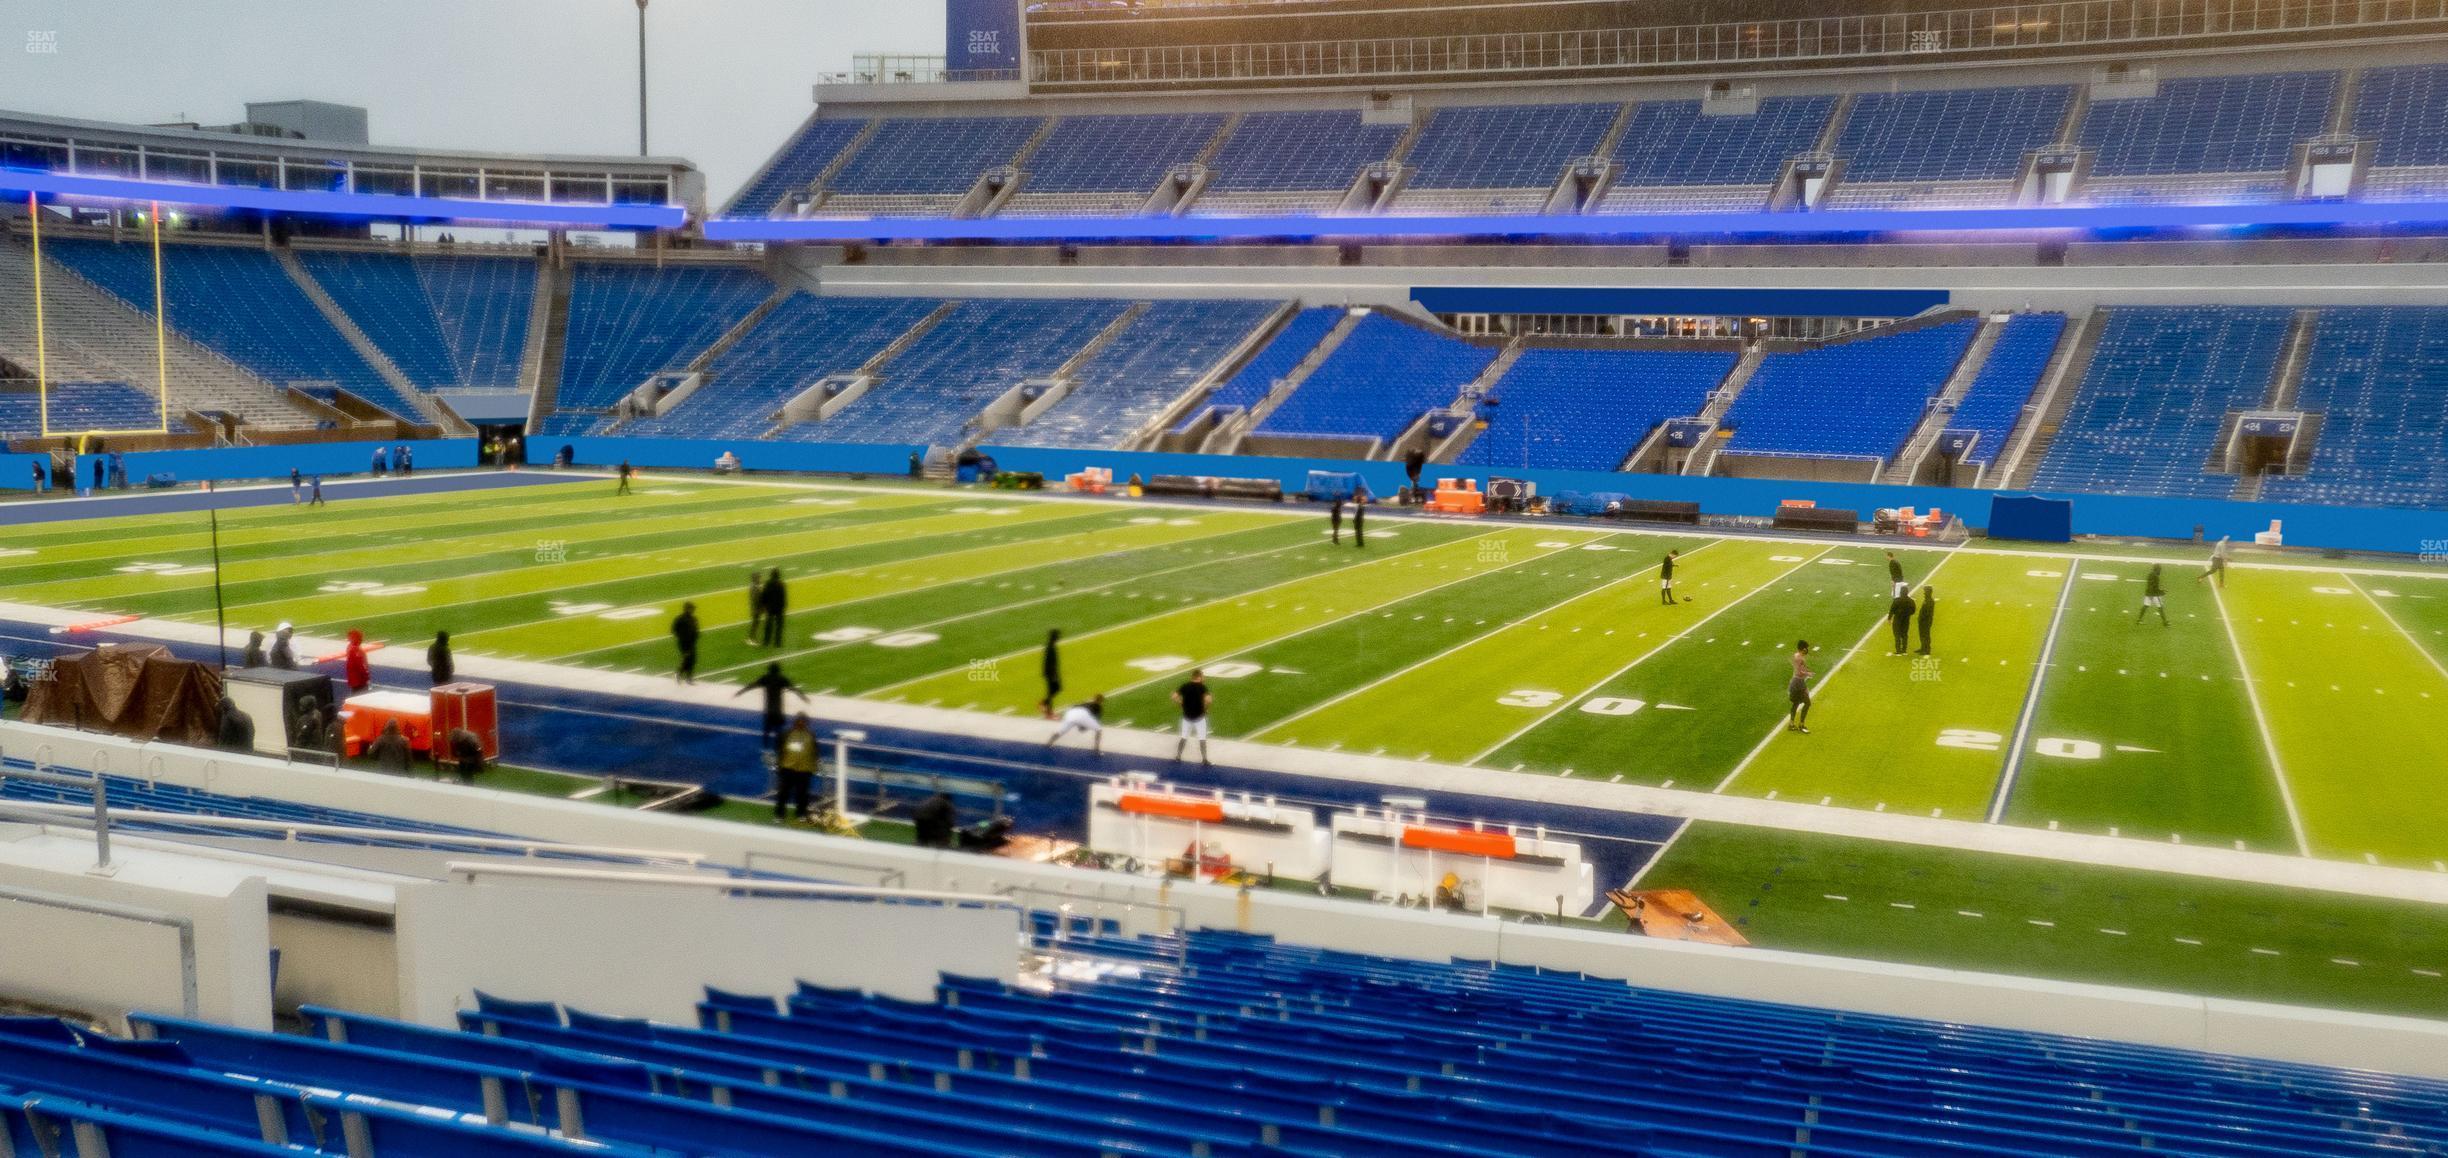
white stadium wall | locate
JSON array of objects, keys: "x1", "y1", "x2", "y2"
[
  {"x1": 392, "y1": 878, "x2": 1021, "y2": 1027},
  {"x1": 0, "y1": 836, "x2": 275, "y2": 1034},
  {"x1": 9, "y1": 720, "x2": 2448, "y2": 1076}
]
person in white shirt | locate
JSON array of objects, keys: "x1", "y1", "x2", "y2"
[{"x1": 1047, "y1": 694, "x2": 1105, "y2": 755}]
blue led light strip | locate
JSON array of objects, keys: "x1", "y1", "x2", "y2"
[
  {"x1": 0, "y1": 168, "x2": 685, "y2": 229},
  {"x1": 704, "y1": 199, "x2": 2448, "y2": 243}
]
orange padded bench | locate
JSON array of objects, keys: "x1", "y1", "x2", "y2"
[
  {"x1": 1401, "y1": 824, "x2": 1515, "y2": 858},
  {"x1": 1423, "y1": 478, "x2": 1485, "y2": 515}
]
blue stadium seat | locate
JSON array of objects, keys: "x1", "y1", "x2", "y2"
[
  {"x1": 298, "y1": 251, "x2": 536, "y2": 390},
  {"x1": 1829, "y1": 86, "x2": 2071, "y2": 208},
  {"x1": 20, "y1": 922, "x2": 2437, "y2": 1158},
  {"x1": 1392, "y1": 103, "x2": 1619, "y2": 213},
  {"x1": 551, "y1": 263, "x2": 775, "y2": 415},
  {"x1": 12, "y1": 1096, "x2": 291, "y2": 1157},
  {"x1": 43, "y1": 238, "x2": 427, "y2": 422},
  {"x1": 2262, "y1": 307, "x2": 2448, "y2": 508},
  {"x1": 0, "y1": 380, "x2": 161, "y2": 438},
  {"x1": 1722, "y1": 320, "x2": 1980, "y2": 461},
  {"x1": 2077, "y1": 71, "x2": 2337, "y2": 202},
  {"x1": 728, "y1": 118, "x2": 870, "y2": 216},
  {"x1": 998, "y1": 299, "x2": 1282, "y2": 448},
  {"x1": 1255, "y1": 313, "x2": 1496, "y2": 446},
  {"x1": 1014, "y1": 113, "x2": 1226, "y2": 200},
  {"x1": 792, "y1": 298, "x2": 1132, "y2": 446},
  {"x1": 1602, "y1": 96, "x2": 1835, "y2": 212},
  {"x1": 0, "y1": 757, "x2": 705, "y2": 870},
  {"x1": 825, "y1": 116, "x2": 1045, "y2": 196},
  {"x1": 623, "y1": 294, "x2": 939, "y2": 441},
  {"x1": 1456, "y1": 347, "x2": 1734, "y2": 472},
  {"x1": 2354, "y1": 63, "x2": 2448, "y2": 199},
  {"x1": 2356, "y1": 63, "x2": 2448, "y2": 169},
  {"x1": 2033, "y1": 307, "x2": 2294, "y2": 498},
  {"x1": 1950, "y1": 313, "x2": 2069, "y2": 467},
  {"x1": 1192, "y1": 110, "x2": 1407, "y2": 215},
  {"x1": 1174, "y1": 306, "x2": 1344, "y2": 431}
]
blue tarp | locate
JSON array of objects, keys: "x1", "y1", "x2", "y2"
[{"x1": 1989, "y1": 494, "x2": 2075, "y2": 543}]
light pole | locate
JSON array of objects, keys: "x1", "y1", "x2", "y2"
[
  {"x1": 635, "y1": 0, "x2": 650, "y2": 157},
  {"x1": 209, "y1": 504, "x2": 228, "y2": 670}
]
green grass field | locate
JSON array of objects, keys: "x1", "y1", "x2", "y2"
[
  {"x1": 1640, "y1": 822, "x2": 2448, "y2": 1019},
  {"x1": 12, "y1": 474, "x2": 2448, "y2": 1014},
  {"x1": 10, "y1": 475, "x2": 2448, "y2": 871}
]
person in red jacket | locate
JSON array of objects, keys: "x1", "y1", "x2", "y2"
[{"x1": 343, "y1": 630, "x2": 371, "y2": 694}]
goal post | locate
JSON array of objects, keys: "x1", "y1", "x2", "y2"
[{"x1": 23, "y1": 194, "x2": 174, "y2": 440}]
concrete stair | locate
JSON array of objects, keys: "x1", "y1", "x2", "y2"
[
  {"x1": 1883, "y1": 315, "x2": 2005, "y2": 485},
  {"x1": 276, "y1": 248, "x2": 448, "y2": 430},
  {"x1": 0, "y1": 231, "x2": 316, "y2": 433}
]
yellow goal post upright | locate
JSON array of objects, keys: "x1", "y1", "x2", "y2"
[{"x1": 23, "y1": 194, "x2": 175, "y2": 443}]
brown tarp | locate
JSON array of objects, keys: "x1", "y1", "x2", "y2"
[{"x1": 22, "y1": 644, "x2": 222, "y2": 745}]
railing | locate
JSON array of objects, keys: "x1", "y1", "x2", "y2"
[
  {"x1": 442, "y1": 861, "x2": 1017, "y2": 909},
  {"x1": 742, "y1": 848, "x2": 907, "y2": 888},
  {"x1": 1, "y1": 764, "x2": 115, "y2": 871},
  {"x1": 822, "y1": 55, "x2": 1024, "y2": 86},
  {"x1": 1028, "y1": 0, "x2": 2448, "y2": 87},
  {"x1": 0, "y1": 799, "x2": 705, "y2": 866}
]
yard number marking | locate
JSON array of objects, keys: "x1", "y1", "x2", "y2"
[
  {"x1": 816, "y1": 626, "x2": 939, "y2": 648},
  {"x1": 1938, "y1": 729, "x2": 2104, "y2": 760},
  {"x1": 550, "y1": 600, "x2": 660, "y2": 621},
  {"x1": 318, "y1": 580, "x2": 427, "y2": 597}
]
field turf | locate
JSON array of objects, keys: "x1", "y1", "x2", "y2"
[
  {"x1": 1640, "y1": 822, "x2": 2448, "y2": 1020},
  {"x1": 9, "y1": 475, "x2": 2448, "y2": 877}
]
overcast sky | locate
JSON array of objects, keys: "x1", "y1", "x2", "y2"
[{"x1": 0, "y1": 0, "x2": 942, "y2": 204}]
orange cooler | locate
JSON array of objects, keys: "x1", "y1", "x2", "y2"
[{"x1": 430, "y1": 682, "x2": 500, "y2": 760}]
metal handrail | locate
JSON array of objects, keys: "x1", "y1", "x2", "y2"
[
  {"x1": 741, "y1": 849, "x2": 908, "y2": 888},
  {"x1": 443, "y1": 861, "x2": 1015, "y2": 908},
  {"x1": 2, "y1": 765, "x2": 113, "y2": 871},
  {"x1": 1028, "y1": 0, "x2": 2448, "y2": 87},
  {"x1": 0, "y1": 800, "x2": 704, "y2": 865}
]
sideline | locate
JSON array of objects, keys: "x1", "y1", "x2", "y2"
[{"x1": 9, "y1": 596, "x2": 2445, "y2": 911}]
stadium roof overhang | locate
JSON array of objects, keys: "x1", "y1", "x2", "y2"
[
  {"x1": 0, "y1": 168, "x2": 688, "y2": 229},
  {"x1": 704, "y1": 201, "x2": 2448, "y2": 244}
]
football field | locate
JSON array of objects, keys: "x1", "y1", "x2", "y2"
[{"x1": 9, "y1": 473, "x2": 2448, "y2": 870}]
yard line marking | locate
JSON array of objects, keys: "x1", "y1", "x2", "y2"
[
  {"x1": 1237, "y1": 532, "x2": 1652, "y2": 735},
  {"x1": 866, "y1": 526, "x2": 1525, "y2": 700},
  {"x1": 692, "y1": 523, "x2": 1328, "y2": 679},
  {"x1": 1465, "y1": 545, "x2": 1829, "y2": 767},
  {"x1": 1625, "y1": 819, "x2": 1692, "y2": 888},
  {"x1": 2346, "y1": 573, "x2": 2448, "y2": 685},
  {"x1": 552, "y1": 530, "x2": 1247, "y2": 668},
  {"x1": 1714, "y1": 550, "x2": 1962, "y2": 794},
  {"x1": 246, "y1": 503, "x2": 1083, "y2": 630},
  {"x1": 175, "y1": 495, "x2": 974, "y2": 617},
  {"x1": 0, "y1": 483, "x2": 772, "y2": 579},
  {"x1": 2211, "y1": 583, "x2": 2312, "y2": 856}
]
